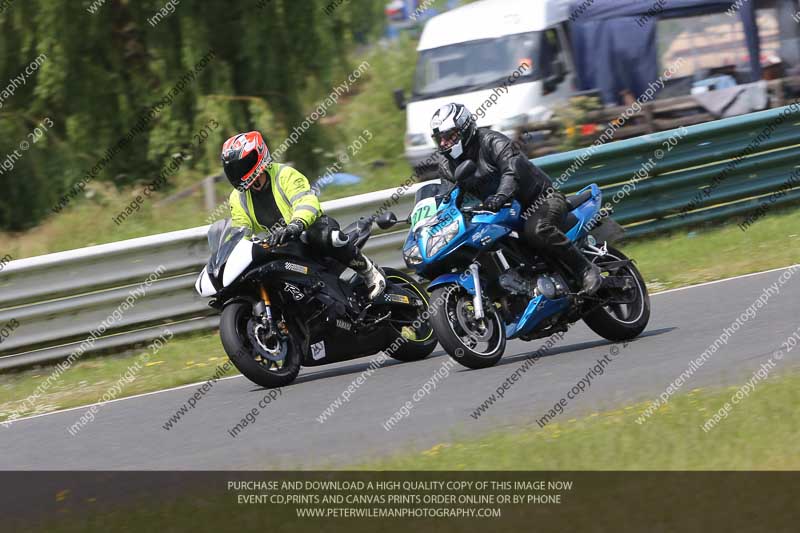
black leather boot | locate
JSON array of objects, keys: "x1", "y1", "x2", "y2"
[{"x1": 559, "y1": 244, "x2": 602, "y2": 296}]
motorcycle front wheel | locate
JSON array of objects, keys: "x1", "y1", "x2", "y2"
[
  {"x1": 429, "y1": 285, "x2": 506, "y2": 369},
  {"x1": 220, "y1": 301, "x2": 301, "y2": 388}
]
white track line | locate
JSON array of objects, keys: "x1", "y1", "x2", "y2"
[
  {"x1": 1, "y1": 375, "x2": 245, "y2": 428},
  {"x1": 651, "y1": 263, "x2": 799, "y2": 295},
  {"x1": 2, "y1": 263, "x2": 798, "y2": 428}
]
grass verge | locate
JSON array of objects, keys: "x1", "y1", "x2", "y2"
[
  {"x1": 360, "y1": 369, "x2": 800, "y2": 470},
  {"x1": 0, "y1": 332, "x2": 227, "y2": 423},
  {"x1": 623, "y1": 205, "x2": 800, "y2": 291}
]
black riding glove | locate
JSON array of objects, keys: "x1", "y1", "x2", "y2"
[
  {"x1": 267, "y1": 220, "x2": 304, "y2": 247},
  {"x1": 484, "y1": 194, "x2": 510, "y2": 212}
]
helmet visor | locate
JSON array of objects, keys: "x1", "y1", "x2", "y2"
[
  {"x1": 223, "y1": 149, "x2": 260, "y2": 188},
  {"x1": 433, "y1": 129, "x2": 461, "y2": 152}
]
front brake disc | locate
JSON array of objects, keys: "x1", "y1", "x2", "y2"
[
  {"x1": 455, "y1": 298, "x2": 493, "y2": 342},
  {"x1": 247, "y1": 320, "x2": 288, "y2": 363}
]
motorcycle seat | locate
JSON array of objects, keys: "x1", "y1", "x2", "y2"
[{"x1": 566, "y1": 190, "x2": 593, "y2": 210}]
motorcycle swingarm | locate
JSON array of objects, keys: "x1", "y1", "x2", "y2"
[
  {"x1": 598, "y1": 259, "x2": 631, "y2": 272},
  {"x1": 379, "y1": 286, "x2": 425, "y2": 308},
  {"x1": 590, "y1": 277, "x2": 639, "y2": 305},
  {"x1": 601, "y1": 274, "x2": 636, "y2": 290}
]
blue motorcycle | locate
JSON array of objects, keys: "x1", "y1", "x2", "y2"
[{"x1": 395, "y1": 161, "x2": 650, "y2": 369}]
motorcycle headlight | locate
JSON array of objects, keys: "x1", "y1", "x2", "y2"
[
  {"x1": 425, "y1": 218, "x2": 460, "y2": 257},
  {"x1": 403, "y1": 243, "x2": 423, "y2": 266},
  {"x1": 195, "y1": 266, "x2": 218, "y2": 297}
]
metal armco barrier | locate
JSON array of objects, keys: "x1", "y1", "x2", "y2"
[
  {"x1": 534, "y1": 103, "x2": 800, "y2": 237},
  {"x1": 2, "y1": 105, "x2": 799, "y2": 370},
  {"x1": 0, "y1": 188, "x2": 423, "y2": 370}
]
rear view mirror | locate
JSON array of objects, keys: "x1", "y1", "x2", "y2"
[
  {"x1": 544, "y1": 61, "x2": 567, "y2": 94},
  {"x1": 454, "y1": 160, "x2": 477, "y2": 183},
  {"x1": 376, "y1": 211, "x2": 398, "y2": 229},
  {"x1": 393, "y1": 89, "x2": 407, "y2": 110}
]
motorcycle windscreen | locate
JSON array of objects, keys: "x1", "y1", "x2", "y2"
[
  {"x1": 410, "y1": 182, "x2": 449, "y2": 231},
  {"x1": 413, "y1": 182, "x2": 448, "y2": 204},
  {"x1": 207, "y1": 219, "x2": 249, "y2": 276}
]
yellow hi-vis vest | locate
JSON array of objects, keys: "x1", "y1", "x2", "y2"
[{"x1": 228, "y1": 162, "x2": 321, "y2": 235}]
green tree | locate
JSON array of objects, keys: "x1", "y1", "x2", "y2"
[{"x1": 0, "y1": 0, "x2": 386, "y2": 230}]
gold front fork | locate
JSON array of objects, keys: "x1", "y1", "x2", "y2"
[{"x1": 259, "y1": 284, "x2": 271, "y2": 306}]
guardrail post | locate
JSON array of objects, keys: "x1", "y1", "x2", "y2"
[{"x1": 203, "y1": 176, "x2": 216, "y2": 212}]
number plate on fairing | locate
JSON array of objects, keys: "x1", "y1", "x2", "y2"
[{"x1": 410, "y1": 198, "x2": 437, "y2": 231}]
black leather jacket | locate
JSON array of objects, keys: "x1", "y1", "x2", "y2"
[{"x1": 438, "y1": 128, "x2": 552, "y2": 207}]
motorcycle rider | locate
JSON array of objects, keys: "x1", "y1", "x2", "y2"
[
  {"x1": 221, "y1": 131, "x2": 386, "y2": 299},
  {"x1": 431, "y1": 103, "x2": 602, "y2": 295}
]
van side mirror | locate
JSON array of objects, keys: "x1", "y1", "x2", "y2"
[
  {"x1": 393, "y1": 89, "x2": 407, "y2": 110},
  {"x1": 454, "y1": 160, "x2": 477, "y2": 183},
  {"x1": 554, "y1": 60, "x2": 566, "y2": 81},
  {"x1": 544, "y1": 61, "x2": 567, "y2": 93},
  {"x1": 376, "y1": 211, "x2": 398, "y2": 229}
]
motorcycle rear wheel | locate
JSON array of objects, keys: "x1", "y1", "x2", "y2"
[
  {"x1": 220, "y1": 301, "x2": 301, "y2": 388},
  {"x1": 383, "y1": 268, "x2": 438, "y2": 362},
  {"x1": 582, "y1": 246, "x2": 650, "y2": 342}
]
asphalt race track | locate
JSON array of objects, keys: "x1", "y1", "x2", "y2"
[{"x1": 2, "y1": 266, "x2": 798, "y2": 470}]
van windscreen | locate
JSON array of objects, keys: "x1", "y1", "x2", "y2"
[{"x1": 413, "y1": 31, "x2": 540, "y2": 99}]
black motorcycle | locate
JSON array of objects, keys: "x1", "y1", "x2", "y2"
[{"x1": 195, "y1": 215, "x2": 437, "y2": 388}]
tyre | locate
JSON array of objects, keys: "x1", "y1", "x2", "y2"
[
  {"x1": 582, "y1": 246, "x2": 650, "y2": 342},
  {"x1": 429, "y1": 285, "x2": 506, "y2": 369},
  {"x1": 383, "y1": 268, "x2": 438, "y2": 362},
  {"x1": 220, "y1": 301, "x2": 301, "y2": 388}
]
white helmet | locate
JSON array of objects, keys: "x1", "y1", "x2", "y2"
[{"x1": 430, "y1": 103, "x2": 476, "y2": 160}]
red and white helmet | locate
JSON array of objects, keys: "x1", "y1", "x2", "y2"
[{"x1": 221, "y1": 131, "x2": 272, "y2": 190}]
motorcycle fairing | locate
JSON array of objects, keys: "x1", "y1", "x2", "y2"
[
  {"x1": 427, "y1": 271, "x2": 477, "y2": 295},
  {"x1": 302, "y1": 325, "x2": 397, "y2": 366},
  {"x1": 565, "y1": 184, "x2": 602, "y2": 241},
  {"x1": 506, "y1": 294, "x2": 571, "y2": 339},
  {"x1": 409, "y1": 182, "x2": 604, "y2": 341},
  {"x1": 223, "y1": 238, "x2": 256, "y2": 287},
  {"x1": 195, "y1": 266, "x2": 216, "y2": 297},
  {"x1": 469, "y1": 201, "x2": 523, "y2": 229}
]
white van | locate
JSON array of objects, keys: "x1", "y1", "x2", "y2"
[{"x1": 395, "y1": 0, "x2": 575, "y2": 171}]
